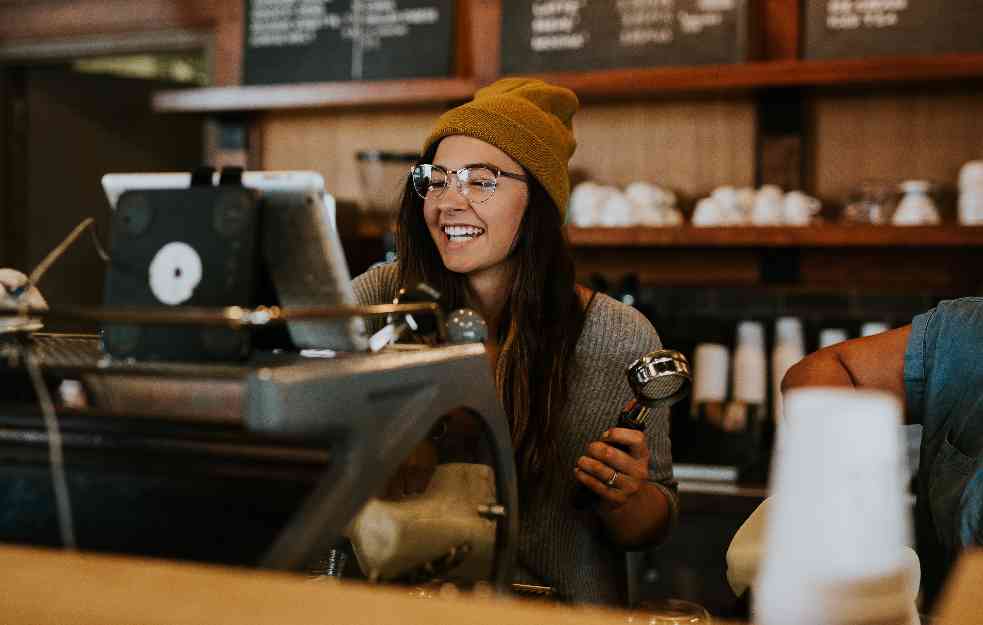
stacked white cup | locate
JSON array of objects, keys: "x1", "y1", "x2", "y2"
[
  {"x1": 754, "y1": 388, "x2": 917, "y2": 625},
  {"x1": 861, "y1": 322, "x2": 890, "y2": 337},
  {"x1": 733, "y1": 322, "x2": 768, "y2": 409},
  {"x1": 771, "y1": 317, "x2": 805, "y2": 427},
  {"x1": 958, "y1": 160, "x2": 983, "y2": 225},
  {"x1": 692, "y1": 343, "x2": 731, "y2": 406},
  {"x1": 818, "y1": 328, "x2": 849, "y2": 349}
]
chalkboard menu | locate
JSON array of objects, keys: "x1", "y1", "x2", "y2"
[
  {"x1": 244, "y1": 0, "x2": 454, "y2": 85},
  {"x1": 804, "y1": 0, "x2": 983, "y2": 59},
  {"x1": 501, "y1": 0, "x2": 755, "y2": 75}
]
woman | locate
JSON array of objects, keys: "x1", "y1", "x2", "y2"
[{"x1": 352, "y1": 77, "x2": 677, "y2": 605}]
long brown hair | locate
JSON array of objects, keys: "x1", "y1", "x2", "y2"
[{"x1": 396, "y1": 143, "x2": 587, "y2": 488}]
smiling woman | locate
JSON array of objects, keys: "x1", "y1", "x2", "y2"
[{"x1": 350, "y1": 78, "x2": 677, "y2": 606}]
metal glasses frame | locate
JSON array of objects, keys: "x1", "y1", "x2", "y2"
[{"x1": 410, "y1": 164, "x2": 527, "y2": 204}]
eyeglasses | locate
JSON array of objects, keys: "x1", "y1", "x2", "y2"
[{"x1": 410, "y1": 163, "x2": 527, "y2": 204}]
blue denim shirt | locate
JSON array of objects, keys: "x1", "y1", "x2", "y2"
[{"x1": 904, "y1": 297, "x2": 983, "y2": 608}]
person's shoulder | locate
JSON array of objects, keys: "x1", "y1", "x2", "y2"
[
  {"x1": 351, "y1": 261, "x2": 401, "y2": 305},
  {"x1": 915, "y1": 296, "x2": 983, "y2": 347},
  {"x1": 581, "y1": 292, "x2": 662, "y2": 355},
  {"x1": 933, "y1": 297, "x2": 983, "y2": 324}
]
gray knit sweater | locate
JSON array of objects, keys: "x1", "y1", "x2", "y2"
[{"x1": 352, "y1": 262, "x2": 678, "y2": 605}]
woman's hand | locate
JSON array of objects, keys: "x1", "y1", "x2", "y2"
[
  {"x1": 574, "y1": 423, "x2": 650, "y2": 511},
  {"x1": 0, "y1": 269, "x2": 48, "y2": 310},
  {"x1": 573, "y1": 401, "x2": 673, "y2": 547}
]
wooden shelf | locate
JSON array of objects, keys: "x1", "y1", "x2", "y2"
[
  {"x1": 350, "y1": 222, "x2": 983, "y2": 248},
  {"x1": 153, "y1": 53, "x2": 983, "y2": 113},
  {"x1": 565, "y1": 225, "x2": 983, "y2": 248},
  {"x1": 535, "y1": 53, "x2": 983, "y2": 98},
  {"x1": 153, "y1": 77, "x2": 480, "y2": 113}
]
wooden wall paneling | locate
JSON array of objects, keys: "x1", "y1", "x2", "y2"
[
  {"x1": 260, "y1": 108, "x2": 446, "y2": 203},
  {"x1": 458, "y1": 0, "x2": 501, "y2": 83},
  {"x1": 809, "y1": 83, "x2": 983, "y2": 210},
  {"x1": 569, "y1": 98, "x2": 756, "y2": 206},
  {"x1": 760, "y1": 0, "x2": 800, "y2": 61},
  {"x1": 247, "y1": 114, "x2": 264, "y2": 169},
  {"x1": 212, "y1": 0, "x2": 243, "y2": 86},
  {"x1": 572, "y1": 248, "x2": 761, "y2": 287}
]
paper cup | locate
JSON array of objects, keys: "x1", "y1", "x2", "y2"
[{"x1": 754, "y1": 388, "x2": 912, "y2": 625}]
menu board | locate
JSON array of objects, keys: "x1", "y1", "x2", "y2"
[
  {"x1": 244, "y1": 0, "x2": 455, "y2": 85},
  {"x1": 804, "y1": 0, "x2": 983, "y2": 59},
  {"x1": 501, "y1": 0, "x2": 755, "y2": 74}
]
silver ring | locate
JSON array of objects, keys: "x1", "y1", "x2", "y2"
[{"x1": 606, "y1": 470, "x2": 619, "y2": 488}]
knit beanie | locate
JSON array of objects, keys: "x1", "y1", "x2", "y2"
[{"x1": 422, "y1": 77, "x2": 579, "y2": 218}]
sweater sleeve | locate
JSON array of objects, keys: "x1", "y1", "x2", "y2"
[
  {"x1": 351, "y1": 262, "x2": 401, "y2": 334},
  {"x1": 579, "y1": 296, "x2": 679, "y2": 536}
]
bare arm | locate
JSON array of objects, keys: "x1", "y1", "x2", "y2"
[{"x1": 781, "y1": 325, "x2": 911, "y2": 420}]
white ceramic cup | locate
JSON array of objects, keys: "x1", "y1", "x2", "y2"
[
  {"x1": 691, "y1": 197, "x2": 723, "y2": 227},
  {"x1": 751, "y1": 186, "x2": 785, "y2": 225},
  {"x1": 783, "y1": 191, "x2": 822, "y2": 226},
  {"x1": 893, "y1": 180, "x2": 940, "y2": 226}
]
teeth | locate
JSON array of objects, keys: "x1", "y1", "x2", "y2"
[{"x1": 443, "y1": 225, "x2": 484, "y2": 240}]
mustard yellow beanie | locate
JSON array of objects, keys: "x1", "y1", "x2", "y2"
[{"x1": 422, "y1": 77, "x2": 579, "y2": 218}]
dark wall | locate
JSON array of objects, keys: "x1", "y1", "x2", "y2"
[{"x1": 4, "y1": 66, "x2": 203, "y2": 328}]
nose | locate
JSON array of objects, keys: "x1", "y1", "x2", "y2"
[
  {"x1": 437, "y1": 176, "x2": 471, "y2": 211},
  {"x1": 447, "y1": 171, "x2": 471, "y2": 200}
]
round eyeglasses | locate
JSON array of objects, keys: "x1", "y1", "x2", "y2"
[{"x1": 411, "y1": 163, "x2": 528, "y2": 204}]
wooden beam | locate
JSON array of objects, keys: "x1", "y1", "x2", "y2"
[
  {"x1": 0, "y1": 0, "x2": 220, "y2": 42},
  {"x1": 213, "y1": 0, "x2": 243, "y2": 86},
  {"x1": 458, "y1": 0, "x2": 501, "y2": 85},
  {"x1": 761, "y1": 0, "x2": 800, "y2": 61}
]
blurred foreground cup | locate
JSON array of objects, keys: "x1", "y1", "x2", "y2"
[{"x1": 754, "y1": 388, "x2": 916, "y2": 625}]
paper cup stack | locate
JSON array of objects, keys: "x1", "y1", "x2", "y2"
[
  {"x1": 754, "y1": 388, "x2": 916, "y2": 625},
  {"x1": 958, "y1": 160, "x2": 983, "y2": 225}
]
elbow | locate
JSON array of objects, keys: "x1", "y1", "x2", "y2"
[
  {"x1": 780, "y1": 349, "x2": 856, "y2": 393},
  {"x1": 781, "y1": 356, "x2": 811, "y2": 394}
]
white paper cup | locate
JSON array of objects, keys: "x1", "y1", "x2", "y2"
[
  {"x1": 818, "y1": 328, "x2": 849, "y2": 349},
  {"x1": 733, "y1": 321, "x2": 767, "y2": 405},
  {"x1": 861, "y1": 322, "x2": 890, "y2": 337},
  {"x1": 692, "y1": 343, "x2": 730, "y2": 403},
  {"x1": 754, "y1": 388, "x2": 912, "y2": 625}
]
